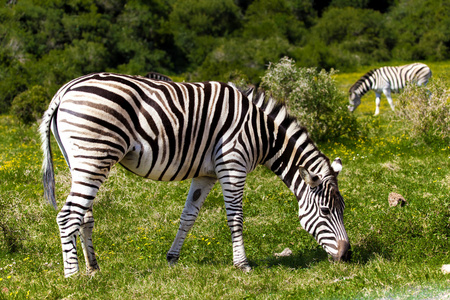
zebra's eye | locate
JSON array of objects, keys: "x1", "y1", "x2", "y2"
[{"x1": 320, "y1": 207, "x2": 330, "y2": 215}]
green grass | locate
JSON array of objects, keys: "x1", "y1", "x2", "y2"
[{"x1": 0, "y1": 62, "x2": 449, "y2": 299}]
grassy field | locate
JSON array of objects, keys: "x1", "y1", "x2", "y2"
[{"x1": 0, "y1": 62, "x2": 449, "y2": 299}]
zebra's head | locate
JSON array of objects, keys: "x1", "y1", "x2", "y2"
[
  {"x1": 348, "y1": 92, "x2": 361, "y2": 112},
  {"x1": 298, "y1": 158, "x2": 351, "y2": 262}
]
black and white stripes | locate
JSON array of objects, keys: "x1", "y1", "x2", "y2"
[
  {"x1": 40, "y1": 73, "x2": 350, "y2": 277},
  {"x1": 349, "y1": 63, "x2": 432, "y2": 115}
]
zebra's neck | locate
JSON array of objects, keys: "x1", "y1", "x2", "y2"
[
  {"x1": 252, "y1": 94, "x2": 331, "y2": 198},
  {"x1": 349, "y1": 69, "x2": 376, "y2": 96},
  {"x1": 264, "y1": 126, "x2": 330, "y2": 197}
]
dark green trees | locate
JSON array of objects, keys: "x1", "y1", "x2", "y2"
[{"x1": 1, "y1": 0, "x2": 449, "y2": 115}]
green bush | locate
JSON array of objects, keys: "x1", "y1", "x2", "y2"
[
  {"x1": 261, "y1": 57, "x2": 360, "y2": 141},
  {"x1": 10, "y1": 85, "x2": 49, "y2": 124},
  {"x1": 396, "y1": 77, "x2": 450, "y2": 142}
]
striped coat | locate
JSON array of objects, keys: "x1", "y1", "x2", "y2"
[
  {"x1": 349, "y1": 63, "x2": 432, "y2": 115},
  {"x1": 40, "y1": 73, "x2": 350, "y2": 277}
]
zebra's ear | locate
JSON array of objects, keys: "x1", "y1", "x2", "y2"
[
  {"x1": 299, "y1": 167, "x2": 322, "y2": 188},
  {"x1": 331, "y1": 158, "x2": 342, "y2": 176}
]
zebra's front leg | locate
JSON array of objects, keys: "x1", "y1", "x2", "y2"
[
  {"x1": 385, "y1": 90, "x2": 395, "y2": 112},
  {"x1": 78, "y1": 207, "x2": 100, "y2": 275},
  {"x1": 167, "y1": 176, "x2": 217, "y2": 266},
  {"x1": 220, "y1": 176, "x2": 251, "y2": 272}
]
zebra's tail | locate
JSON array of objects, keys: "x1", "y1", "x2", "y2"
[{"x1": 39, "y1": 94, "x2": 62, "y2": 210}]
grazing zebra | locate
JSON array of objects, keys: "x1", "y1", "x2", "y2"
[
  {"x1": 348, "y1": 63, "x2": 432, "y2": 115},
  {"x1": 40, "y1": 73, "x2": 350, "y2": 277}
]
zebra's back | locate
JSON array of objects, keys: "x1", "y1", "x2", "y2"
[{"x1": 52, "y1": 73, "x2": 249, "y2": 182}]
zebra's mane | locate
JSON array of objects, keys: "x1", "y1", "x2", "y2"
[
  {"x1": 233, "y1": 84, "x2": 332, "y2": 171},
  {"x1": 230, "y1": 83, "x2": 301, "y2": 134},
  {"x1": 252, "y1": 90, "x2": 297, "y2": 126},
  {"x1": 349, "y1": 69, "x2": 376, "y2": 95},
  {"x1": 145, "y1": 72, "x2": 173, "y2": 82}
]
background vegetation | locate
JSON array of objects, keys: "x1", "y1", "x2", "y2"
[
  {"x1": 396, "y1": 77, "x2": 450, "y2": 141},
  {"x1": 1, "y1": 0, "x2": 450, "y2": 114},
  {"x1": 261, "y1": 57, "x2": 360, "y2": 141}
]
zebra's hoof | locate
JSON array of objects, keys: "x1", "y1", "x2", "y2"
[
  {"x1": 86, "y1": 266, "x2": 100, "y2": 276},
  {"x1": 235, "y1": 262, "x2": 252, "y2": 272},
  {"x1": 166, "y1": 253, "x2": 179, "y2": 266},
  {"x1": 64, "y1": 270, "x2": 80, "y2": 278}
]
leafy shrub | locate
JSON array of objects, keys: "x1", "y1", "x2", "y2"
[
  {"x1": 10, "y1": 85, "x2": 49, "y2": 124},
  {"x1": 396, "y1": 77, "x2": 450, "y2": 141},
  {"x1": 261, "y1": 57, "x2": 360, "y2": 141}
]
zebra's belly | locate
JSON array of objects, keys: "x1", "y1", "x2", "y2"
[{"x1": 119, "y1": 144, "x2": 217, "y2": 182}]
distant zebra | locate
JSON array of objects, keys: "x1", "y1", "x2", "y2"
[
  {"x1": 145, "y1": 72, "x2": 173, "y2": 82},
  {"x1": 348, "y1": 63, "x2": 432, "y2": 115},
  {"x1": 40, "y1": 73, "x2": 350, "y2": 277}
]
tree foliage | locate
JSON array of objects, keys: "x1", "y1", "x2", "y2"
[
  {"x1": 0, "y1": 0, "x2": 449, "y2": 115},
  {"x1": 169, "y1": 0, "x2": 241, "y2": 67},
  {"x1": 295, "y1": 7, "x2": 389, "y2": 70},
  {"x1": 386, "y1": 0, "x2": 450, "y2": 61}
]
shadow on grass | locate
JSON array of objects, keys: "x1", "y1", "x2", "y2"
[
  {"x1": 250, "y1": 236, "x2": 393, "y2": 270},
  {"x1": 190, "y1": 247, "x2": 330, "y2": 270},
  {"x1": 346, "y1": 234, "x2": 394, "y2": 265},
  {"x1": 250, "y1": 247, "x2": 329, "y2": 270}
]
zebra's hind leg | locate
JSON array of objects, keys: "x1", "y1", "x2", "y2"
[
  {"x1": 79, "y1": 206, "x2": 100, "y2": 275},
  {"x1": 167, "y1": 176, "x2": 217, "y2": 266},
  {"x1": 57, "y1": 176, "x2": 104, "y2": 277},
  {"x1": 374, "y1": 92, "x2": 382, "y2": 116}
]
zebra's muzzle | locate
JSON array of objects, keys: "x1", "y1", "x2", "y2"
[{"x1": 333, "y1": 240, "x2": 351, "y2": 262}]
